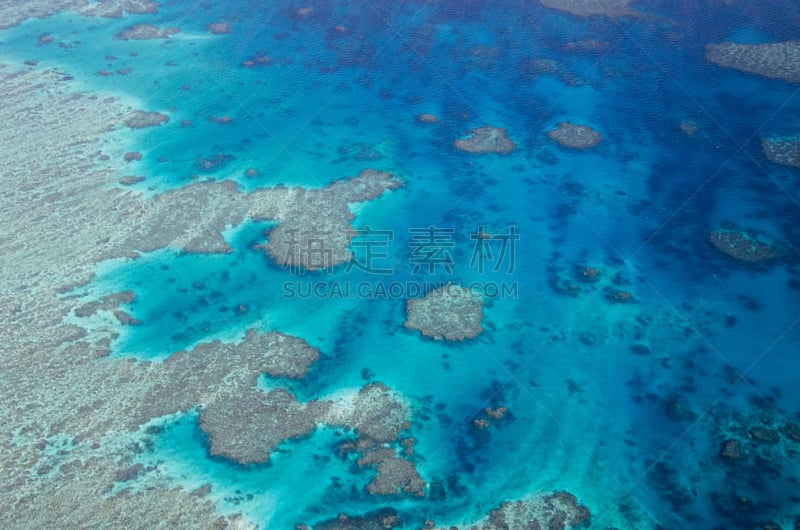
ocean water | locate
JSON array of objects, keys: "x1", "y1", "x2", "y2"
[{"x1": 6, "y1": 0, "x2": 800, "y2": 528}]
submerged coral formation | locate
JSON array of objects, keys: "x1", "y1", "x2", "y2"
[
  {"x1": 416, "y1": 113, "x2": 439, "y2": 123},
  {"x1": 519, "y1": 56, "x2": 585, "y2": 85},
  {"x1": 200, "y1": 388, "x2": 331, "y2": 465},
  {"x1": 219, "y1": 329, "x2": 321, "y2": 379},
  {"x1": 310, "y1": 508, "x2": 401, "y2": 530},
  {"x1": 119, "y1": 175, "x2": 145, "y2": 185},
  {"x1": 705, "y1": 41, "x2": 800, "y2": 83},
  {"x1": 0, "y1": 65, "x2": 408, "y2": 526},
  {"x1": 454, "y1": 126, "x2": 516, "y2": 154},
  {"x1": 0, "y1": 0, "x2": 159, "y2": 29},
  {"x1": 81, "y1": 0, "x2": 159, "y2": 18},
  {"x1": 206, "y1": 21, "x2": 231, "y2": 35},
  {"x1": 256, "y1": 169, "x2": 404, "y2": 271},
  {"x1": 336, "y1": 383, "x2": 411, "y2": 443},
  {"x1": 74, "y1": 290, "x2": 136, "y2": 318},
  {"x1": 702, "y1": 402, "x2": 800, "y2": 525},
  {"x1": 547, "y1": 122, "x2": 602, "y2": 149},
  {"x1": 8, "y1": 453, "x2": 252, "y2": 529},
  {"x1": 405, "y1": 284, "x2": 483, "y2": 341},
  {"x1": 357, "y1": 448, "x2": 426, "y2": 496},
  {"x1": 336, "y1": 141, "x2": 384, "y2": 162},
  {"x1": 709, "y1": 229, "x2": 783, "y2": 263},
  {"x1": 783, "y1": 422, "x2": 800, "y2": 443},
  {"x1": 123, "y1": 110, "x2": 169, "y2": 128},
  {"x1": 434, "y1": 491, "x2": 591, "y2": 529},
  {"x1": 1, "y1": 327, "x2": 316, "y2": 526},
  {"x1": 328, "y1": 384, "x2": 425, "y2": 496},
  {"x1": 115, "y1": 23, "x2": 179, "y2": 41},
  {"x1": 539, "y1": 0, "x2": 638, "y2": 17},
  {"x1": 241, "y1": 52, "x2": 272, "y2": 68},
  {"x1": 198, "y1": 381, "x2": 424, "y2": 495},
  {"x1": 762, "y1": 135, "x2": 800, "y2": 168},
  {"x1": 44, "y1": 328, "x2": 323, "y2": 439}
]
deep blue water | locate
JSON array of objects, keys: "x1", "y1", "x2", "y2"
[{"x1": 5, "y1": 0, "x2": 800, "y2": 528}]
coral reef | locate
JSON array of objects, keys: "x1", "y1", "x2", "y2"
[
  {"x1": 115, "y1": 23, "x2": 179, "y2": 41},
  {"x1": 665, "y1": 397, "x2": 696, "y2": 422},
  {"x1": 198, "y1": 382, "x2": 424, "y2": 494},
  {"x1": 206, "y1": 22, "x2": 231, "y2": 35},
  {"x1": 335, "y1": 383, "x2": 411, "y2": 443},
  {"x1": 524, "y1": 57, "x2": 560, "y2": 74},
  {"x1": 519, "y1": 56, "x2": 584, "y2": 85},
  {"x1": 547, "y1": 122, "x2": 602, "y2": 149},
  {"x1": 328, "y1": 384, "x2": 425, "y2": 496},
  {"x1": 700, "y1": 402, "x2": 800, "y2": 529},
  {"x1": 547, "y1": 259, "x2": 639, "y2": 304},
  {"x1": 209, "y1": 115, "x2": 233, "y2": 124},
  {"x1": 454, "y1": 126, "x2": 516, "y2": 154},
  {"x1": 2, "y1": 319, "x2": 294, "y2": 525},
  {"x1": 405, "y1": 284, "x2": 484, "y2": 341},
  {"x1": 416, "y1": 113, "x2": 439, "y2": 123},
  {"x1": 0, "y1": 0, "x2": 82, "y2": 29},
  {"x1": 241, "y1": 53, "x2": 272, "y2": 68},
  {"x1": 311, "y1": 508, "x2": 401, "y2": 530},
  {"x1": 81, "y1": 0, "x2": 159, "y2": 18},
  {"x1": 192, "y1": 330, "x2": 331, "y2": 464},
  {"x1": 486, "y1": 406, "x2": 508, "y2": 419},
  {"x1": 336, "y1": 141, "x2": 384, "y2": 161},
  {"x1": 579, "y1": 266, "x2": 600, "y2": 281},
  {"x1": 256, "y1": 169, "x2": 403, "y2": 271},
  {"x1": 0, "y1": 0, "x2": 158, "y2": 30},
  {"x1": 5, "y1": 454, "x2": 253, "y2": 529},
  {"x1": 564, "y1": 39, "x2": 611, "y2": 52},
  {"x1": 466, "y1": 45, "x2": 502, "y2": 69},
  {"x1": 40, "y1": 327, "x2": 324, "y2": 440},
  {"x1": 605, "y1": 287, "x2": 635, "y2": 303},
  {"x1": 74, "y1": 290, "x2": 135, "y2": 318},
  {"x1": 196, "y1": 152, "x2": 235, "y2": 171},
  {"x1": 709, "y1": 229, "x2": 783, "y2": 263},
  {"x1": 123, "y1": 111, "x2": 169, "y2": 129},
  {"x1": 783, "y1": 422, "x2": 800, "y2": 443},
  {"x1": 706, "y1": 41, "x2": 800, "y2": 83},
  {"x1": 472, "y1": 406, "x2": 510, "y2": 431},
  {"x1": 210, "y1": 329, "x2": 320, "y2": 379},
  {"x1": 539, "y1": 0, "x2": 638, "y2": 17},
  {"x1": 200, "y1": 388, "x2": 331, "y2": 465},
  {"x1": 680, "y1": 121, "x2": 699, "y2": 137},
  {"x1": 0, "y1": 66, "x2": 405, "y2": 526},
  {"x1": 357, "y1": 448, "x2": 426, "y2": 496},
  {"x1": 748, "y1": 426, "x2": 781, "y2": 445},
  {"x1": 720, "y1": 439, "x2": 743, "y2": 461},
  {"x1": 474, "y1": 418, "x2": 490, "y2": 429},
  {"x1": 433, "y1": 491, "x2": 591, "y2": 529},
  {"x1": 119, "y1": 175, "x2": 145, "y2": 186},
  {"x1": 762, "y1": 135, "x2": 800, "y2": 168}
]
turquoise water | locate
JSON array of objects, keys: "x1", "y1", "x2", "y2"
[{"x1": 6, "y1": 0, "x2": 800, "y2": 527}]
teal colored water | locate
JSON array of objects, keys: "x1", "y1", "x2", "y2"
[{"x1": 8, "y1": 0, "x2": 800, "y2": 528}]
